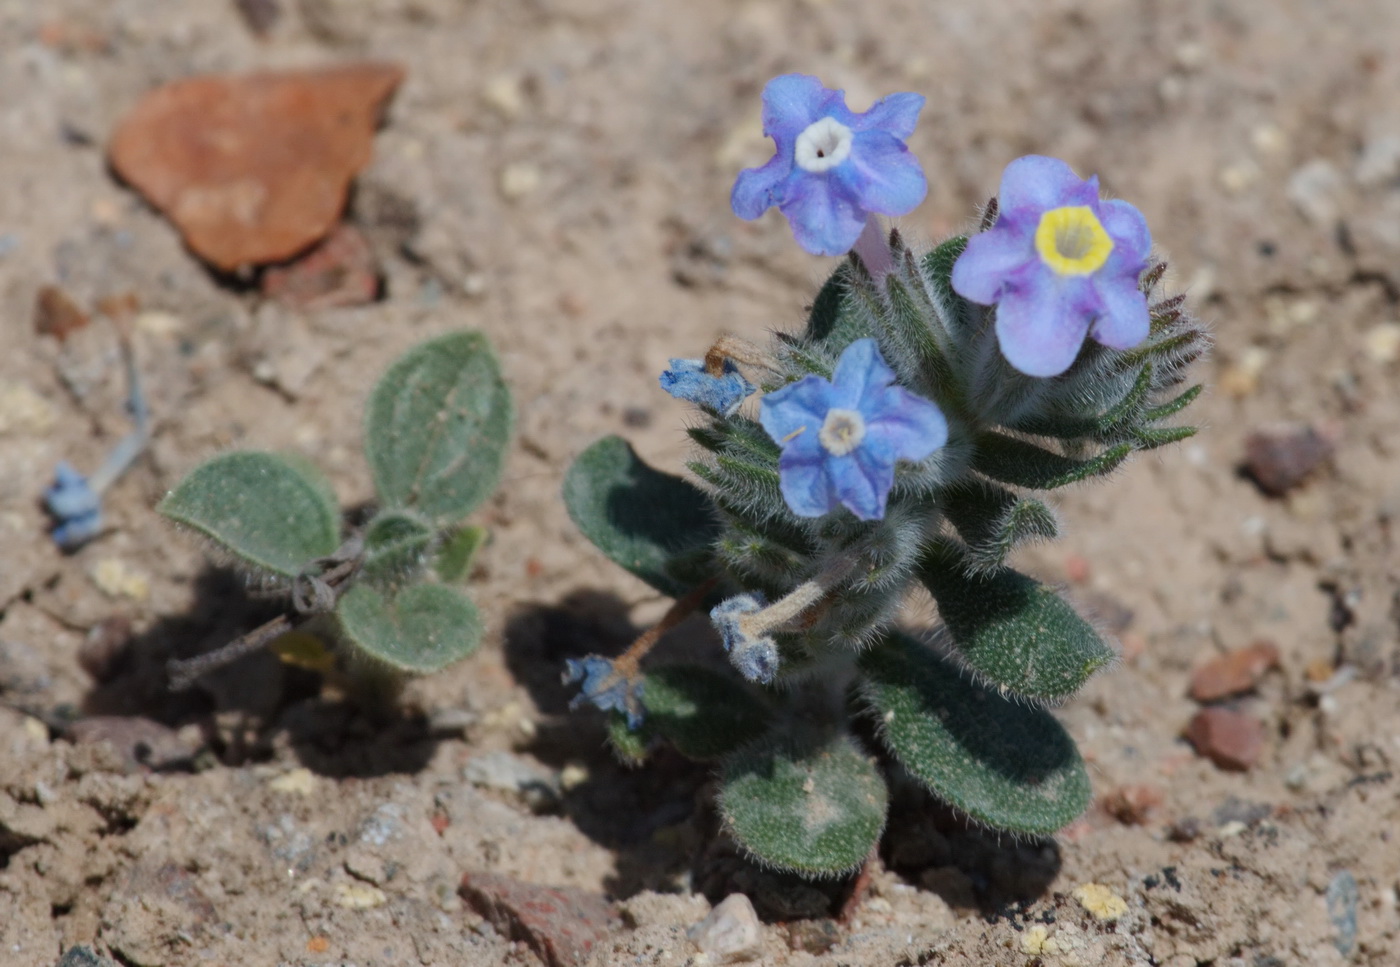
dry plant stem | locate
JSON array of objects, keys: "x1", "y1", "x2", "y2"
[
  {"x1": 166, "y1": 558, "x2": 359, "y2": 692},
  {"x1": 611, "y1": 576, "x2": 720, "y2": 678},
  {"x1": 704, "y1": 335, "x2": 773, "y2": 377}
]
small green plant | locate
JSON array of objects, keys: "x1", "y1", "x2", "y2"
[
  {"x1": 563, "y1": 76, "x2": 1205, "y2": 877},
  {"x1": 160, "y1": 330, "x2": 512, "y2": 693}
]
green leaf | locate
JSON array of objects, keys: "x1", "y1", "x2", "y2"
[
  {"x1": 859, "y1": 631, "x2": 1091, "y2": 835},
  {"x1": 919, "y1": 541, "x2": 1114, "y2": 702},
  {"x1": 921, "y1": 235, "x2": 975, "y2": 340},
  {"x1": 720, "y1": 732, "x2": 887, "y2": 876},
  {"x1": 971, "y1": 432, "x2": 1133, "y2": 490},
  {"x1": 434, "y1": 525, "x2": 487, "y2": 582},
  {"x1": 607, "y1": 709, "x2": 653, "y2": 765},
  {"x1": 158, "y1": 451, "x2": 340, "y2": 579},
  {"x1": 642, "y1": 665, "x2": 771, "y2": 759},
  {"x1": 360, "y1": 509, "x2": 434, "y2": 587},
  {"x1": 336, "y1": 583, "x2": 483, "y2": 674},
  {"x1": 1141, "y1": 383, "x2": 1203, "y2": 423},
  {"x1": 940, "y1": 481, "x2": 1058, "y2": 575},
  {"x1": 803, "y1": 263, "x2": 871, "y2": 351},
  {"x1": 365, "y1": 331, "x2": 514, "y2": 524},
  {"x1": 564, "y1": 436, "x2": 720, "y2": 598},
  {"x1": 1133, "y1": 424, "x2": 1198, "y2": 449}
]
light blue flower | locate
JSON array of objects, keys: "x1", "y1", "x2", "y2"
[
  {"x1": 759, "y1": 339, "x2": 947, "y2": 521},
  {"x1": 710, "y1": 593, "x2": 779, "y2": 684},
  {"x1": 732, "y1": 74, "x2": 927, "y2": 257},
  {"x1": 564, "y1": 655, "x2": 645, "y2": 729},
  {"x1": 44, "y1": 462, "x2": 103, "y2": 550},
  {"x1": 659, "y1": 358, "x2": 755, "y2": 416},
  {"x1": 951, "y1": 155, "x2": 1152, "y2": 377}
]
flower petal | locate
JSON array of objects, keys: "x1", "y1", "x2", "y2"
[
  {"x1": 760, "y1": 374, "x2": 832, "y2": 448},
  {"x1": 777, "y1": 452, "x2": 838, "y2": 517},
  {"x1": 865, "y1": 385, "x2": 949, "y2": 462},
  {"x1": 839, "y1": 130, "x2": 928, "y2": 217},
  {"x1": 1097, "y1": 197, "x2": 1152, "y2": 275},
  {"x1": 994, "y1": 275, "x2": 1095, "y2": 377},
  {"x1": 827, "y1": 338, "x2": 891, "y2": 410},
  {"x1": 731, "y1": 155, "x2": 792, "y2": 220},
  {"x1": 659, "y1": 358, "x2": 755, "y2": 415},
  {"x1": 1089, "y1": 275, "x2": 1150, "y2": 350},
  {"x1": 832, "y1": 449, "x2": 892, "y2": 520},
  {"x1": 778, "y1": 173, "x2": 868, "y2": 256},
  {"x1": 950, "y1": 221, "x2": 1035, "y2": 305},
  {"x1": 760, "y1": 74, "x2": 831, "y2": 141},
  {"x1": 850, "y1": 91, "x2": 925, "y2": 139},
  {"x1": 998, "y1": 155, "x2": 1095, "y2": 213}
]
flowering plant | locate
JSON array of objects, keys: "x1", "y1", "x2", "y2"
[{"x1": 564, "y1": 75, "x2": 1205, "y2": 877}]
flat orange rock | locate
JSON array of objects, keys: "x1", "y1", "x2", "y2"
[{"x1": 109, "y1": 63, "x2": 403, "y2": 271}]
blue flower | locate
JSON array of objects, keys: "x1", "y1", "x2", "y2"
[
  {"x1": 759, "y1": 339, "x2": 947, "y2": 521},
  {"x1": 659, "y1": 358, "x2": 755, "y2": 416},
  {"x1": 564, "y1": 655, "x2": 645, "y2": 729},
  {"x1": 710, "y1": 593, "x2": 779, "y2": 684},
  {"x1": 951, "y1": 155, "x2": 1152, "y2": 378},
  {"x1": 732, "y1": 74, "x2": 927, "y2": 257},
  {"x1": 44, "y1": 462, "x2": 103, "y2": 550}
]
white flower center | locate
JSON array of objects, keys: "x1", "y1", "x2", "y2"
[
  {"x1": 819, "y1": 407, "x2": 866, "y2": 456},
  {"x1": 794, "y1": 117, "x2": 854, "y2": 173}
]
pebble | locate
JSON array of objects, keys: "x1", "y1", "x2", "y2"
[
  {"x1": 268, "y1": 767, "x2": 318, "y2": 796},
  {"x1": 1243, "y1": 422, "x2": 1336, "y2": 496},
  {"x1": 1072, "y1": 882, "x2": 1128, "y2": 921},
  {"x1": 334, "y1": 881, "x2": 388, "y2": 909},
  {"x1": 0, "y1": 380, "x2": 57, "y2": 435},
  {"x1": 1184, "y1": 707, "x2": 1264, "y2": 771},
  {"x1": 499, "y1": 161, "x2": 542, "y2": 200},
  {"x1": 1100, "y1": 783, "x2": 1164, "y2": 825},
  {"x1": 1287, "y1": 159, "x2": 1346, "y2": 226},
  {"x1": 460, "y1": 871, "x2": 619, "y2": 967},
  {"x1": 464, "y1": 751, "x2": 560, "y2": 812},
  {"x1": 1354, "y1": 134, "x2": 1400, "y2": 187},
  {"x1": 1326, "y1": 870, "x2": 1359, "y2": 957},
  {"x1": 1218, "y1": 346, "x2": 1270, "y2": 399},
  {"x1": 688, "y1": 893, "x2": 765, "y2": 964},
  {"x1": 67, "y1": 715, "x2": 197, "y2": 770},
  {"x1": 108, "y1": 63, "x2": 403, "y2": 271},
  {"x1": 1188, "y1": 640, "x2": 1281, "y2": 703},
  {"x1": 1362, "y1": 322, "x2": 1400, "y2": 364},
  {"x1": 33, "y1": 285, "x2": 90, "y2": 341},
  {"x1": 261, "y1": 223, "x2": 380, "y2": 309},
  {"x1": 90, "y1": 558, "x2": 151, "y2": 601}
]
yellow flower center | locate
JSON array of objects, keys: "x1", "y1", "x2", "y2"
[
  {"x1": 1034, "y1": 206, "x2": 1114, "y2": 277},
  {"x1": 819, "y1": 408, "x2": 866, "y2": 456}
]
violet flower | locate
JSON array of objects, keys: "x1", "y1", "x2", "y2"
[
  {"x1": 731, "y1": 74, "x2": 927, "y2": 257},
  {"x1": 951, "y1": 155, "x2": 1152, "y2": 377},
  {"x1": 759, "y1": 338, "x2": 947, "y2": 521}
]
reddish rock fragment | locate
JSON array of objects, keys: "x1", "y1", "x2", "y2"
[
  {"x1": 460, "y1": 871, "x2": 619, "y2": 967},
  {"x1": 1100, "y1": 783, "x2": 1164, "y2": 825},
  {"x1": 109, "y1": 63, "x2": 403, "y2": 271},
  {"x1": 34, "y1": 285, "x2": 89, "y2": 341},
  {"x1": 1243, "y1": 422, "x2": 1336, "y2": 496},
  {"x1": 261, "y1": 223, "x2": 380, "y2": 309},
  {"x1": 1184, "y1": 707, "x2": 1264, "y2": 771},
  {"x1": 1189, "y1": 640, "x2": 1280, "y2": 703}
]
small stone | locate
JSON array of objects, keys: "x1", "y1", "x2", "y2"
[
  {"x1": 1072, "y1": 883, "x2": 1128, "y2": 921},
  {"x1": 1326, "y1": 870, "x2": 1359, "y2": 957},
  {"x1": 1188, "y1": 640, "x2": 1281, "y2": 702},
  {"x1": 34, "y1": 285, "x2": 90, "y2": 341},
  {"x1": 0, "y1": 380, "x2": 57, "y2": 435},
  {"x1": 1243, "y1": 422, "x2": 1336, "y2": 496},
  {"x1": 1362, "y1": 323, "x2": 1400, "y2": 364},
  {"x1": 483, "y1": 73, "x2": 528, "y2": 118},
  {"x1": 1021, "y1": 924, "x2": 1058, "y2": 955},
  {"x1": 1100, "y1": 783, "x2": 1164, "y2": 825},
  {"x1": 499, "y1": 161, "x2": 541, "y2": 200},
  {"x1": 1287, "y1": 160, "x2": 1346, "y2": 226},
  {"x1": 334, "y1": 881, "x2": 388, "y2": 909},
  {"x1": 688, "y1": 893, "x2": 764, "y2": 964},
  {"x1": 234, "y1": 0, "x2": 283, "y2": 36},
  {"x1": 1354, "y1": 135, "x2": 1400, "y2": 188},
  {"x1": 268, "y1": 767, "x2": 318, "y2": 796},
  {"x1": 787, "y1": 917, "x2": 840, "y2": 955},
  {"x1": 90, "y1": 558, "x2": 150, "y2": 601},
  {"x1": 464, "y1": 751, "x2": 560, "y2": 812},
  {"x1": 460, "y1": 871, "x2": 619, "y2": 967},
  {"x1": 57, "y1": 945, "x2": 121, "y2": 967},
  {"x1": 1184, "y1": 707, "x2": 1264, "y2": 771},
  {"x1": 260, "y1": 222, "x2": 381, "y2": 309},
  {"x1": 67, "y1": 716, "x2": 197, "y2": 770},
  {"x1": 1218, "y1": 345, "x2": 1270, "y2": 399},
  {"x1": 108, "y1": 63, "x2": 403, "y2": 271}
]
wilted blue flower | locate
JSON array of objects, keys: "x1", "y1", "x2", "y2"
[
  {"x1": 710, "y1": 592, "x2": 779, "y2": 684},
  {"x1": 564, "y1": 655, "x2": 645, "y2": 729},
  {"x1": 951, "y1": 155, "x2": 1152, "y2": 378},
  {"x1": 659, "y1": 357, "x2": 755, "y2": 416},
  {"x1": 732, "y1": 74, "x2": 927, "y2": 257},
  {"x1": 759, "y1": 339, "x2": 946, "y2": 521},
  {"x1": 44, "y1": 462, "x2": 103, "y2": 550}
]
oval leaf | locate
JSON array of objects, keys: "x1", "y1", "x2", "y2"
[
  {"x1": 719, "y1": 732, "x2": 887, "y2": 877},
  {"x1": 360, "y1": 509, "x2": 434, "y2": 587},
  {"x1": 563, "y1": 436, "x2": 720, "y2": 598},
  {"x1": 642, "y1": 665, "x2": 771, "y2": 760},
  {"x1": 919, "y1": 541, "x2": 1114, "y2": 702},
  {"x1": 859, "y1": 632, "x2": 1090, "y2": 835},
  {"x1": 158, "y1": 451, "x2": 340, "y2": 578},
  {"x1": 337, "y1": 583, "x2": 482, "y2": 674},
  {"x1": 365, "y1": 331, "x2": 513, "y2": 524}
]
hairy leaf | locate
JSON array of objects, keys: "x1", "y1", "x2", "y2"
[
  {"x1": 365, "y1": 331, "x2": 513, "y2": 524},
  {"x1": 971, "y1": 432, "x2": 1132, "y2": 490},
  {"x1": 642, "y1": 665, "x2": 771, "y2": 759},
  {"x1": 919, "y1": 541, "x2": 1114, "y2": 702},
  {"x1": 158, "y1": 450, "x2": 340, "y2": 579},
  {"x1": 940, "y1": 481, "x2": 1058, "y2": 574},
  {"x1": 720, "y1": 732, "x2": 887, "y2": 876},
  {"x1": 434, "y1": 525, "x2": 487, "y2": 582},
  {"x1": 337, "y1": 583, "x2": 482, "y2": 673},
  {"x1": 859, "y1": 631, "x2": 1091, "y2": 835},
  {"x1": 360, "y1": 509, "x2": 434, "y2": 587},
  {"x1": 564, "y1": 436, "x2": 720, "y2": 597},
  {"x1": 607, "y1": 709, "x2": 653, "y2": 766}
]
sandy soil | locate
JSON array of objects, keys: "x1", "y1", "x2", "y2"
[{"x1": 2, "y1": 0, "x2": 1399, "y2": 964}]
